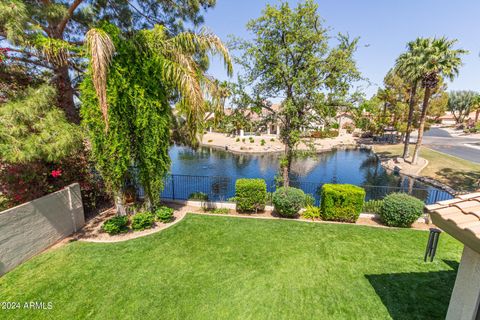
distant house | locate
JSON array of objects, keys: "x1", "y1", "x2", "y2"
[
  {"x1": 438, "y1": 111, "x2": 480, "y2": 126},
  {"x1": 438, "y1": 112, "x2": 457, "y2": 125}
]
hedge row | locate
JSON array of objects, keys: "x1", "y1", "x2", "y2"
[{"x1": 221, "y1": 179, "x2": 424, "y2": 227}]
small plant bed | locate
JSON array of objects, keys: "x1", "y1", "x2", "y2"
[
  {"x1": 76, "y1": 203, "x2": 191, "y2": 242},
  {"x1": 189, "y1": 204, "x2": 431, "y2": 230}
]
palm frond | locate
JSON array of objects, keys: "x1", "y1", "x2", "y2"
[{"x1": 85, "y1": 28, "x2": 115, "y2": 129}]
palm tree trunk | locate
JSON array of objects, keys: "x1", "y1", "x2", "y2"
[
  {"x1": 403, "y1": 82, "x2": 418, "y2": 160},
  {"x1": 412, "y1": 86, "x2": 431, "y2": 165}
]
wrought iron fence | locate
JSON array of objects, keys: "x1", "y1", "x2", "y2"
[{"x1": 136, "y1": 174, "x2": 453, "y2": 205}]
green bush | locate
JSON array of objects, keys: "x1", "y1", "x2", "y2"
[
  {"x1": 102, "y1": 215, "x2": 129, "y2": 235},
  {"x1": 131, "y1": 212, "x2": 155, "y2": 231},
  {"x1": 272, "y1": 187, "x2": 306, "y2": 217},
  {"x1": 236, "y1": 137, "x2": 240, "y2": 142},
  {"x1": 260, "y1": 139, "x2": 266, "y2": 146},
  {"x1": 242, "y1": 138, "x2": 245, "y2": 143},
  {"x1": 320, "y1": 184, "x2": 365, "y2": 222},
  {"x1": 270, "y1": 138, "x2": 275, "y2": 142},
  {"x1": 188, "y1": 192, "x2": 209, "y2": 201},
  {"x1": 305, "y1": 193, "x2": 315, "y2": 207},
  {"x1": 363, "y1": 199, "x2": 383, "y2": 214},
  {"x1": 380, "y1": 193, "x2": 424, "y2": 227},
  {"x1": 235, "y1": 178, "x2": 267, "y2": 212},
  {"x1": 155, "y1": 206, "x2": 174, "y2": 223},
  {"x1": 302, "y1": 205, "x2": 320, "y2": 220},
  {"x1": 210, "y1": 208, "x2": 230, "y2": 214}
]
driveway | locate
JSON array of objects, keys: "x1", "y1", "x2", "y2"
[{"x1": 411, "y1": 127, "x2": 480, "y2": 163}]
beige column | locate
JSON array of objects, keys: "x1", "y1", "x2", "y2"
[{"x1": 446, "y1": 245, "x2": 480, "y2": 320}]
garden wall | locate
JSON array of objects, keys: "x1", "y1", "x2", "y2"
[{"x1": 0, "y1": 183, "x2": 84, "y2": 275}]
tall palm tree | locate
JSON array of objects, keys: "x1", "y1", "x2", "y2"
[
  {"x1": 395, "y1": 42, "x2": 423, "y2": 160},
  {"x1": 85, "y1": 25, "x2": 233, "y2": 138},
  {"x1": 409, "y1": 37, "x2": 467, "y2": 164}
]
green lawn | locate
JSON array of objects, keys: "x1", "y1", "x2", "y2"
[
  {"x1": 0, "y1": 214, "x2": 462, "y2": 319},
  {"x1": 374, "y1": 144, "x2": 480, "y2": 191}
]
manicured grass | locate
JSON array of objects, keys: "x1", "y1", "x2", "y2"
[
  {"x1": 0, "y1": 214, "x2": 462, "y2": 319},
  {"x1": 374, "y1": 144, "x2": 480, "y2": 191}
]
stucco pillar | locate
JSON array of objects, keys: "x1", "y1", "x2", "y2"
[
  {"x1": 240, "y1": 129, "x2": 244, "y2": 137},
  {"x1": 267, "y1": 126, "x2": 271, "y2": 135},
  {"x1": 446, "y1": 245, "x2": 480, "y2": 320},
  {"x1": 276, "y1": 125, "x2": 280, "y2": 136}
]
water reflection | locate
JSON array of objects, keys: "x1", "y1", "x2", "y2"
[{"x1": 167, "y1": 145, "x2": 451, "y2": 204}]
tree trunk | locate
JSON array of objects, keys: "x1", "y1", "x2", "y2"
[
  {"x1": 115, "y1": 191, "x2": 127, "y2": 216},
  {"x1": 53, "y1": 65, "x2": 79, "y2": 124},
  {"x1": 282, "y1": 144, "x2": 292, "y2": 187},
  {"x1": 412, "y1": 87, "x2": 431, "y2": 165},
  {"x1": 403, "y1": 82, "x2": 418, "y2": 160}
]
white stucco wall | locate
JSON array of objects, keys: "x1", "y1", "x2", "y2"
[{"x1": 0, "y1": 183, "x2": 84, "y2": 275}]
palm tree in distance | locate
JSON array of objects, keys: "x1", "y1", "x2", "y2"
[
  {"x1": 410, "y1": 37, "x2": 466, "y2": 164},
  {"x1": 395, "y1": 41, "x2": 422, "y2": 160}
]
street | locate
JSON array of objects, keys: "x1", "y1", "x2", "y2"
[{"x1": 411, "y1": 127, "x2": 480, "y2": 163}]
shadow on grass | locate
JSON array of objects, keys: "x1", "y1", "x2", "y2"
[
  {"x1": 365, "y1": 260, "x2": 459, "y2": 320},
  {"x1": 434, "y1": 168, "x2": 480, "y2": 191}
]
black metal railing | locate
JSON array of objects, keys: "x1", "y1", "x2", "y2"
[{"x1": 136, "y1": 174, "x2": 453, "y2": 205}]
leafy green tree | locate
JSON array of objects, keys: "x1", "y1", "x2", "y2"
[
  {"x1": 448, "y1": 90, "x2": 479, "y2": 123},
  {"x1": 0, "y1": 85, "x2": 108, "y2": 211},
  {"x1": 0, "y1": 0, "x2": 217, "y2": 122},
  {"x1": 82, "y1": 23, "x2": 231, "y2": 213},
  {"x1": 233, "y1": 0, "x2": 360, "y2": 186},
  {"x1": 0, "y1": 84, "x2": 82, "y2": 163}
]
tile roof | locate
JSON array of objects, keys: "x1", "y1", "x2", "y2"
[{"x1": 426, "y1": 193, "x2": 480, "y2": 253}]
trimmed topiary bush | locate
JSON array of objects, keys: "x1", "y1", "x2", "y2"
[
  {"x1": 102, "y1": 215, "x2": 129, "y2": 235},
  {"x1": 131, "y1": 211, "x2": 155, "y2": 231},
  {"x1": 155, "y1": 206, "x2": 174, "y2": 223},
  {"x1": 380, "y1": 193, "x2": 424, "y2": 227},
  {"x1": 272, "y1": 187, "x2": 305, "y2": 217},
  {"x1": 235, "y1": 178, "x2": 267, "y2": 212},
  {"x1": 320, "y1": 184, "x2": 365, "y2": 222}
]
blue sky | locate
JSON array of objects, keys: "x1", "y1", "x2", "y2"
[{"x1": 202, "y1": 0, "x2": 480, "y2": 98}]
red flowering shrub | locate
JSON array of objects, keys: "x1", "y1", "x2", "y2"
[{"x1": 0, "y1": 149, "x2": 110, "y2": 216}]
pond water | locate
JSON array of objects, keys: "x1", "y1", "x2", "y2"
[{"x1": 162, "y1": 145, "x2": 452, "y2": 204}]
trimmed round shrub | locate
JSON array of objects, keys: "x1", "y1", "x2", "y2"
[
  {"x1": 131, "y1": 212, "x2": 155, "y2": 231},
  {"x1": 380, "y1": 193, "x2": 424, "y2": 227},
  {"x1": 320, "y1": 184, "x2": 365, "y2": 222},
  {"x1": 155, "y1": 206, "x2": 174, "y2": 223},
  {"x1": 235, "y1": 178, "x2": 267, "y2": 212},
  {"x1": 102, "y1": 215, "x2": 129, "y2": 235},
  {"x1": 272, "y1": 187, "x2": 305, "y2": 217}
]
